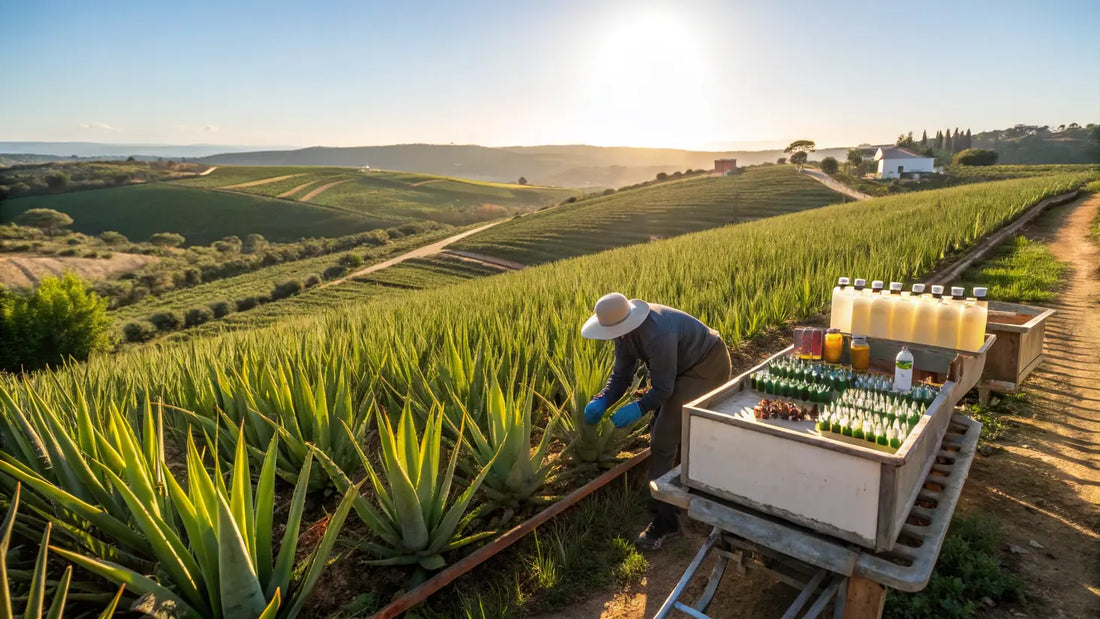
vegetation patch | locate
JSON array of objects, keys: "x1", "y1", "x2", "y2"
[{"x1": 957, "y1": 236, "x2": 1067, "y2": 303}]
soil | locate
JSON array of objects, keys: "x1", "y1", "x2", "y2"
[
  {"x1": 220, "y1": 173, "x2": 302, "y2": 189},
  {"x1": 277, "y1": 178, "x2": 324, "y2": 198},
  {"x1": 537, "y1": 194, "x2": 1100, "y2": 618},
  {"x1": 0, "y1": 251, "x2": 158, "y2": 288},
  {"x1": 299, "y1": 178, "x2": 352, "y2": 202}
]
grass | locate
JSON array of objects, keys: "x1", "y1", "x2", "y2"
[
  {"x1": 0, "y1": 183, "x2": 388, "y2": 245},
  {"x1": 832, "y1": 164, "x2": 1100, "y2": 197},
  {"x1": 452, "y1": 165, "x2": 843, "y2": 265},
  {"x1": 957, "y1": 236, "x2": 1067, "y2": 303}
]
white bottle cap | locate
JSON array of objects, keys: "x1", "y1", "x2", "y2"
[
  {"x1": 930, "y1": 285, "x2": 945, "y2": 295},
  {"x1": 911, "y1": 283, "x2": 926, "y2": 294},
  {"x1": 889, "y1": 282, "x2": 903, "y2": 292},
  {"x1": 871, "y1": 280, "x2": 884, "y2": 289},
  {"x1": 854, "y1": 278, "x2": 866, "y2": 287},
  {"x1": 973, "y1": 287, "x2": 987, "y2": 298},
  {"x1": 838, "y1": 277, "x2": 850, "y2": 285},
  {"x1": 951, "y1": 286, "x2": 965, "y2": 297}
]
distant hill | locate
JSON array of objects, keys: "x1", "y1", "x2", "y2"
[
  {"x1": 971, "y1": 124, "x2": 1100, "y2": 164},
  {"x1": 0, "y1": 142, "x2": 274, "y2": 161},
  {"x1": 194, "y1": 143, "x2": 852, "y2": 188}
]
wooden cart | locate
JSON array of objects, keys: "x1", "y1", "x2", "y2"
[{"x1": 978, "y1": 301, "x2": 1055, "y2": 402}]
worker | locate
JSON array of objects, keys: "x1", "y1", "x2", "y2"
[{"x1": 581, "y1": 292, "x2": 731, "y2": 550}]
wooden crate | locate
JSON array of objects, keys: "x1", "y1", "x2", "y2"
[
  {"x1": 980, "y1": 301, "x2": 1055, "y2": 394},
  {"x1": 682, "y1": 337, "x2": 993, "y2": 552}
]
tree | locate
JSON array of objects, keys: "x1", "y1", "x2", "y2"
[
  {"x1": 243, "y1": 233, "x2": 268, "y2": 253},
  {"x1": 98, "y1": 230, "x2": 128, "y2": 245},
  {"x1": 952, "y1": 148, "x2": 999, "y2": 166},
  {"x1": 952, "y1": 128, "x2": 961, "y2": 153},
  {"x1": 14, "y1": 208, "x2": 73, "y2": 237},
  {"x1": 846, "y1": 148, "x2": 863, "y2": 170},
  {"x1": 896, "y1": 132, "x2": 915, "y2": 148},
  {"x1": 44, "y1": 172, "x2": 69, "y2": 191},
  {"x1": 149, "y1": 232, "x2": 185, "y2": 247},
  {"x1": 784, "y1": 140, "x2": 816, "y2": 155},
  {"x1": 517, "y1": 177, "x2": 528, "y2": 185},
  {"x1": 964, "y1": 128, "x2": 972, "y2": 150},
  {"x1": 820, "y1": 156, "x2": 839, "y2": 175},
  {"x1": 943, "y1": 129, "x2": 953, "y2": 154},
  {"x1": 0, "y1": 274, "x2": 111, "y2": 372},
  {"x1": 656, "y1": 172, "x2": 668, "y2": 181},
  {"x1": 777, "y1": 157, "x2": 787, "y2": 164},
  {"x1": 920, "y1": 130, "x2": 928, "y2": 147},
  {"x1": 935, "y1": 130, "x2": 944, "y2": 151},
  {"x1": 789, "y1": 151, "x2": 808, "y2": 168}
]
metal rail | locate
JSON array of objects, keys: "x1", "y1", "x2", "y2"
[{"x1": 652, "y1": 412, "x2": 981, "y2": 618}]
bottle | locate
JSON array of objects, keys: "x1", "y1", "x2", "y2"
[
  {"x1": 919, "y1": 285, "x2": 945, "y2": 347},
  {"x1": 850, "y1": 336, "x2": 871, "y2": 370},
  {"x1": 933, "y1": 287, "x2": 964, "y2": 348},
  {"x1": 958, "y1": 287, "x2": 989, "y2": 352},
  {"x1": 824, "y1": 328, "x2": 844, "y2": 363},
  {"x1": 869, "y1": 281, "x2": 899, "y2": 340},
  {"x1": 891, "y1": 284, "x2": 919, "y2": 343},
  {"x1": 849, "y1": 279, "x2": 873, "y2": 336},
  {"x1": 830, "y1": 277, "x2": 854, "y2": 332},
  {"x1": 894, "y1": 346, "x2": 914, "y2": 392}
]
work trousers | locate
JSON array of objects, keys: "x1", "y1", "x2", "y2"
[{"x1": 650, "y1": 340, "x2": 732, "y2": 529}]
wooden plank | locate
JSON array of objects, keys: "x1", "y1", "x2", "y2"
[{"x1": 842, "y1": 575, "x2": 886, "y2": 619}]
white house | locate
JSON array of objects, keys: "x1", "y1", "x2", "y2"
[{"x1": 874, "y1": 147, "x2": 935, "y2": 179}]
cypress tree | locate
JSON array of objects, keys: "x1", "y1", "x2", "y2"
[
  {"x1": 964, "y1": 128, "x2": 972, "y2": 149},
  {"x1": 952, "y1": 128, "x2": 961, "y2": 153},
  {"x1": 921, "y1": 130, "x2": 928, "y2": 146},
  {"x1": 935, "y1": 130, "x2": 943, "y2": 151},
  {"x1": 944, "y1": 129, "x2": 953, "y2": 153}
]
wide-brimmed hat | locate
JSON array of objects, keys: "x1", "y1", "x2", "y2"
[{"x1": 581, "y1": 293, "x2": 650, "y2": 340}]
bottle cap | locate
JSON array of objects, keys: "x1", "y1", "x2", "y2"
[
  {"x1": 889, "y1": 282, "x2": 903, "y2": 292},
  {"x1": 930, "y1": 285, "x2": 945, "y2": 295},
  {"x1": 826, "y1": 327, "x2": 840, "y2": 333},
  {"x1": 951, "y1": 286, "x2": 965, "y2": 297},
  {"x1": 871, "y1": 280, "x2": 884, "y2": 290},
  {"x1": 838, "y1": 277, "x2": 850, "y2": 286},
  {"x1": 854, "y1": 278, "x2": 866, "y2": 287},
  {"x1": 911, "y1": 283, "x2": 926, "y2": 294},
  {"x1": 973, "y1": 287, "x2": 987, "y2": 298}
]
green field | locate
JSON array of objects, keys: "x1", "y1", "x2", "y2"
[
  {"x1": 453, "y1": 165, "x2": 843, "y2": 264},
  {"x1": 0, "y1": 184, "x2": 387, "y2": 245}
]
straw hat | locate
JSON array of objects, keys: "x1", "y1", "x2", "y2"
[{"x1": 581, "y1": 293, "x2": 650, "y2": 340}]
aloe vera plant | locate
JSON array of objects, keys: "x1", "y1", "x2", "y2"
[
  {"x1": 51, "y1": 427, "x2": 358, "y2": 619},
  {"x1": 313, "y1": 402, "x2": 497, "y2": 570}
]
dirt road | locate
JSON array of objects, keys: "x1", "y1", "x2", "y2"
[
  {"x1": 221, "y1": 173, "x2": 301, "y2": 189},
  {"x1": 277, "y1": 178, "x2": 323, "y2": 198},
  {"x1": 800, "y1": 168, "x2": 872, "y2": 201},
  {"x1": 319, "y1": 221, "x2": 503, "y2": 288},
  {"x1": 198, "y1": 166, "x2": 217, "y2": 176},
  {"x1": 299, "y1": 178, "x2": 351, "y2": 201},
  {"x1": 0, "y1": 252, "x2": 158, "y2": 288}
]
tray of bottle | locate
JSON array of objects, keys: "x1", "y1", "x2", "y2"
[{"x1": 681, "y1": 345, "x2": 960, "y2": 552}]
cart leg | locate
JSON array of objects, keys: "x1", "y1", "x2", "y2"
[
  {"x1": 978, "y1": 387, "x2": 991, "y2": 407},
  {"x1": 842, "y1": 576, "x2": 886, "y2": 619},
  {"x1": 654, "y1": 527, "x2": 721, "y2": 619}
]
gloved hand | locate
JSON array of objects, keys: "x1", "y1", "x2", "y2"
[
  {"x1": 584, "y1": 396, "x2": 607, "y2": 424},
  {"x1": 610, "y1": 402, "x2": 644, "y2": 428}
]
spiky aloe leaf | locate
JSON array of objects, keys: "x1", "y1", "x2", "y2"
[
  {"x1": 215, "y1": 493, "x2": 267, "y2": 619},
  {"x1": 49, "y1": 547, "x2": 201, "y2": 619}
]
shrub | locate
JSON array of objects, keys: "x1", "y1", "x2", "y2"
[
  {"x1": 338, "y1": 253, "x2": 364, "y2": 268},
  {"x1": 82, "y1": 251, "x2": 98, "y2": 258},
  {"x1": 181, "y1": 267, "x2": 202, "y2": 286},
  {"x1": 270, "y1": 280, "x2": 303, "y2": 300},
  {"x1": 184, "y1": 306, "x2": 215, "y2": 328},
  {"x1": 304, "y1": 274, "x2": 322, "y2": 288},
  {"x1": 101, "y1": 252, "x2": 114, "y2": 259},
  {"x1": 953, "y1": 148, "x2": 999, "y2": 166},
  {"x1": 148, "y1": 310, "x2": 183, "y2": 332},
  {"x1": 209, "y1": 300, "x2": 233, "y2": 318},
  {"x1": 243, "y1": 233, "x2": 268, "y2": 253},
  {"x1": 820, "y1": 156, "x2": 839, "y2": 175},
  {"x1": 14, "y1": 208, "x2": 73, "y2": 237},
  {"x1": 58, "y1": 248, "x2": 78, "y2": 257},
  {"x1": 235, "y1": 296, "x2": 261, "y2": 311},
  {"x1": 0, "y1": 274, "x2": 111, "y2": 372},
  {"x1": 149, "y1": 232, "x2": 185, "y2": 247},
  {"x1": 122, "y1": 321, "x2": 157, "y2": 343},
  {"x1": 66, "y1": 237, "x2": 82, "y2": 246},
  {"x1": 323, "y1": 265, "x2": 347, "y2": 280},
  {"x1": 656, "y1": 172, "x2": 668, "y2": 181}
]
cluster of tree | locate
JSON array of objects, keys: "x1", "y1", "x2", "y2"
[
  {"x1": 0, "y1": 160, "x2": 202, "y2": 201},
  {"x1": 0, "y1": 274, "x2": 111, "y2": 372},
  {"x1": 972, "y1": 123, "x2": 1100, "y2": 164},
  {"x1": 784, "y1": 140, "x2": 816, "y2": 169},
  {"x1": 952, "y1": 148, "x2": 999, "y2": 166}
]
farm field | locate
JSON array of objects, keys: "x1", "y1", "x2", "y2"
[
  {"x1": 453, "y1": 165, "x2": 843, "y2": 264},
  {"x1": 0, "y1": 172, "x2": 1094, "y2": 617},
  {"x1": 0, "y1": 183, "x2": 387, "y2": 245}
]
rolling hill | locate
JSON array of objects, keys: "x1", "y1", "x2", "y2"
[{"x1": 451, "y1": 165, "x2": 844, "y2": 264}]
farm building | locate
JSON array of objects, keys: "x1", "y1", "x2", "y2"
[
  {"x1": 714, "y1": 158, "x2": 738, "y2": 175},
  {"x1": 874, "y1": 147, "x2": 935, "y2": 179},
  {"x1": 359, "y1": 165, "x2": 371, "y2": 173}
]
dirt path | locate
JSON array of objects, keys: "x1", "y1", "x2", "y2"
[
  {"x1": 277, "y1": 178, "x2": 323, "y2": 198},
  {"x1": 221, "y1": 173, "x2": 301, "y2": 189},
  {"x1": 410, "y1": 178, "x2": 446, "y2": 187},
  {"x1": 319, "y1": 221, "x2": 504, "y2": 288},
  {"x1": 0, "y1": 252, "x2": 158, "y2": 288},
  {"x1": 957, "y1": 193, "x2": 1100, "y2": 618},
  {"x1": 801, "y1": 168, "x2": 873, "y2": 201},
  {"x1": 198, "y1": 166, "x2": 217, "y2": 176},
  {"x1": 299, "y1": 178, "x2": 351, "y2": 202},
  {"x1": 442, "y1": 249, "x2": 524, "y2": 270}
]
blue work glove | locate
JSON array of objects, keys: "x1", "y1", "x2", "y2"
[
  {"x1": 610, "y1": 402, "x2": 644, "y2": 428},
  {"x1": 584, "y1": 396, "x2": 607, "y2": 424}
]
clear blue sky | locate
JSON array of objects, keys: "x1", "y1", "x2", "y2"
[{"x1": 2, "y1": 0, "x2": 1097, "y2": 150}]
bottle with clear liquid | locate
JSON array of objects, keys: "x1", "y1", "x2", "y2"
[
  {"x1": 958, "y1": 287, "x2": 989, "y2": 352},
  {"x1": 892, "y1": 283, "x2": 920, "y2": 343},
  {"x1": 915, "y1": 285, "x2": 943, "y2": 346},
  {"x1": 830, "y1": 277, "x2": 854, "y2": 331},
  {"x1": 870, "y1": 282, "x2": 902, "y2": 340},
  {"x1": 933, "y1": 287, "x2": 965, "y2": 349},
  {"x1": 894, "y1": 346, "x2": 914, "y2": 392},
  {"x1": 849, "y1": 278, "x2": 873, "y2": 336}
]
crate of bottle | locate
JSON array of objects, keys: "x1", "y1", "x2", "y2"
[{"x1": 680, "y1": 339, "x2": 990, "y2": 552}]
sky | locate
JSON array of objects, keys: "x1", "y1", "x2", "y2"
[{"x1": 1, "y1": 0, "x2": 1098, "y2": 151}]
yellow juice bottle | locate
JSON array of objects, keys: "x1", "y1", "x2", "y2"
[
  {"x1": 870, "y1": 282, "x2": 901, "y2": 340},
  {"x1": 830, "y1": 277, "x2": 854, "y2": 332},
  {"x1": 849, "y1": 278, "x2": 873, "y2": 336},
  {"x1": 891, "y1": 284, "x2": 919, "y2": 342},
  {"x1": 912, "y1": 284, "x2": 939, "y2": 346},
  {"x1": 933, "y1": 287, "x2": 964, "y2": 349},
  {"x1": 958, "y1": 287, "x2": 989, "y2": 351}
]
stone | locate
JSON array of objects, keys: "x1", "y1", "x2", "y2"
[
  {"x1": 1029, "y1": 539, "x2": 1045, "y2": 549},
  {"x1": 1008, "y1": 544, "x2": 1030, "y2": 555},
  {"x1": 979, "y1": 445, "x2": 994, "y2": 456},
  {"x1": 982, "y1": 596, "x2": 996, "y2": 608}
]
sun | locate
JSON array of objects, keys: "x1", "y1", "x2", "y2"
[{"x1": 582, "y1": 10, "x2": 712, "y2": 148}]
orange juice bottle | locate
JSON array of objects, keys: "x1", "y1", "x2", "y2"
[
  {"x1": 850, "y1": 336, "x2": 871, "y2": 370},
  {"x1": 824, "y1": 328, "x2": 844, "y2": 363}
]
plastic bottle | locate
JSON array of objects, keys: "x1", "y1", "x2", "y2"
[
  {"x1": 849, "y1": 278, "x2": 872, "y2": 336},
  {"x1": 894, "y1": 346, "x2": 914, "y2": 392},
  {"x1": 958, "y1": 287, "x2": 989, "y2": 352},
  {"x1": 850, "y1": 336, "x2": 871, "y2": 370},
  {"x1": 869, "y1": 281, "x2": 899, "y2": 340},
  {"x1": 824, "y1": 328, "x2": 844, "y2": 363},
  {"x1": 933, "y1": 287, "x2": 964, "y2": 349},
  {"x1": 891, "y1": 284, "x2": 919, "y2": 343},
  {"x1": 916, "y1": 285, "x2": 944, "y2": 346},
  {"x1": 830, "y1": 277, "x2": 854, "y2": 332}
]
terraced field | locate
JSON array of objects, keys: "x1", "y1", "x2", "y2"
[
  {"x1": 452, "y1": 165, "x2": 843, "y2": 264},
  {"x1": 0, "y1": 184, "x2": 386, "y2": 245}
]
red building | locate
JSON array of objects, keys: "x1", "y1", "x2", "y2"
[{"x1": 714, "y1": 158, "x2": 738, "y2": 174}]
